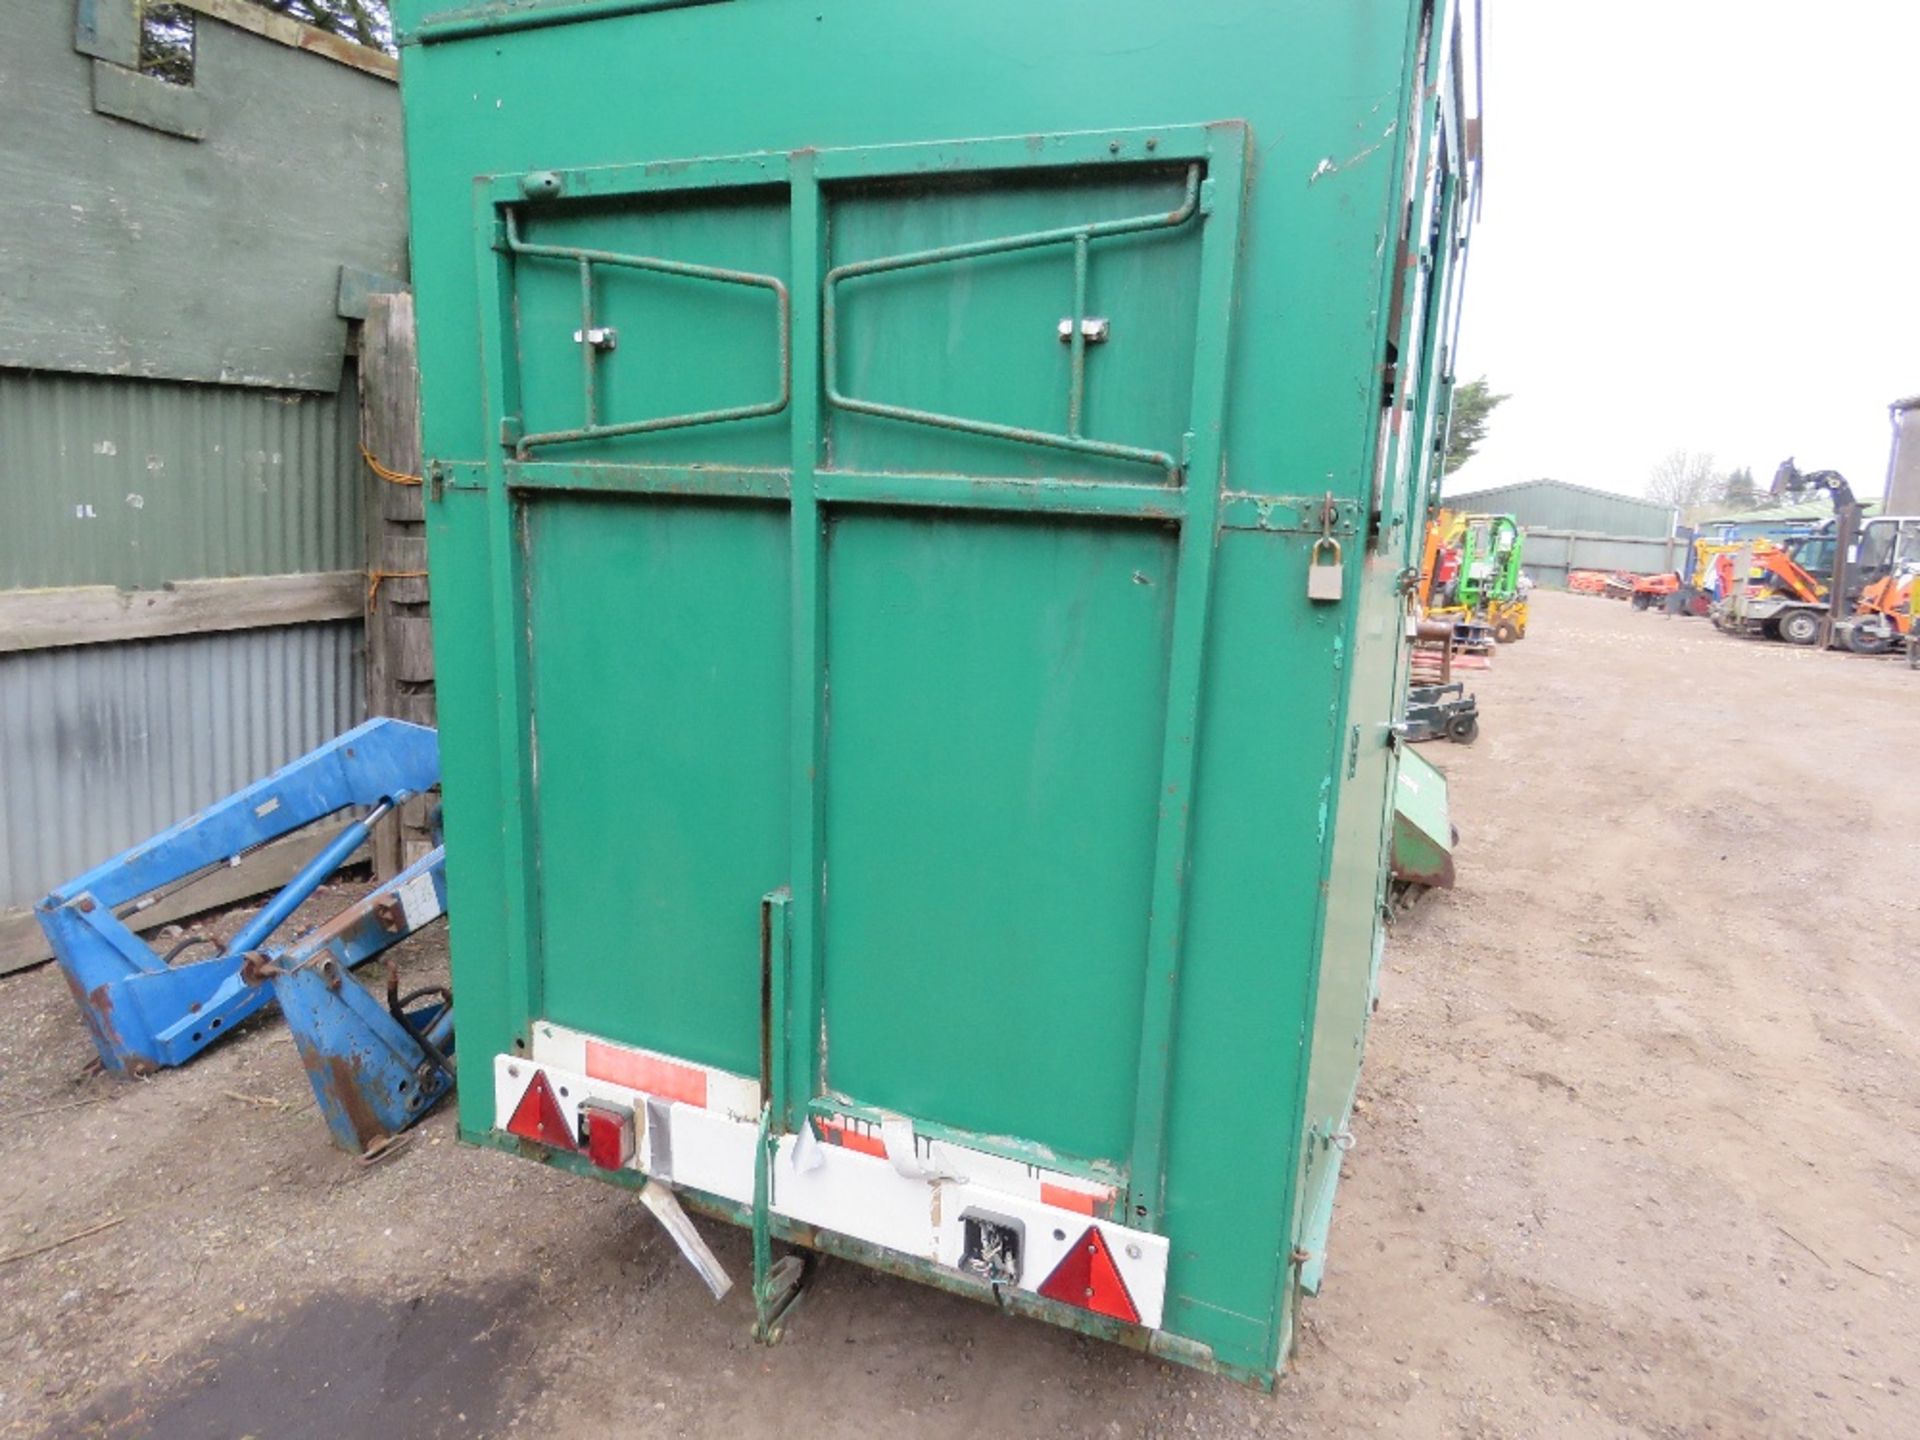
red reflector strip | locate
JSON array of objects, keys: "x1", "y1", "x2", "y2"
[
  {"x1": 585, "y1": 1040, "x2": 708, "y2": 1108},
  {"x1": 1040, "y1": 1183, "x2": 1102, "y2": 1216},
  {"x1": 816, "y1": 1115, "x2": 887, "y2": 1158},
  {"x1": 1037, "y1": 1226, "x2": 1140, "y2": 1326},
  {"x1": 505, "y1": 1070, "x2": 576, "y2": 1151}
]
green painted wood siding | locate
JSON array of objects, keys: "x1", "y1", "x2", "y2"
[{"x1": 0, "y1": 0, "x2": 406, "y2": 390}]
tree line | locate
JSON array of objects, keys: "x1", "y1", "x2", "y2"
[
  {"x1": 1643, "y1": 451, "x2": 1765, "y2": 512},
  {"x1": 142, "y1": 0, "x2": 395, "y2": 85}
]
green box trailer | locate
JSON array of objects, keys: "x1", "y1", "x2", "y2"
[{"x1": 393, "y1": 0, "x2": 1480, "y2": 1386}]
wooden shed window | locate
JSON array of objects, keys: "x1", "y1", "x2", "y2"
[{"x1": 139, "y1": 3, "x2": 196, "y2": 86}]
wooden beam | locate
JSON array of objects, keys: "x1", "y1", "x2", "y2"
[
  {"x1": 173, "y1": 0, "x2": 399, "y2": 82},
  {"x1": 0, "y1": 818, "x2": 363, "y2": 976},
  {"x1": 359, "y1": 292, "x2": 436, "y2": 880},
  {"x1": 0, "y1": 571, "x2": 363, "y2": 654}
]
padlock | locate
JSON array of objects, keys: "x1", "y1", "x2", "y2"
[{"x1": 1307, "y1": 537, "x2": 1344, "y2": 602}]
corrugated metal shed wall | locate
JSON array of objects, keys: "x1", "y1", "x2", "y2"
[
  {"x1": 0, "y1": 623, "x2": 363, "y2": 905},
  {"x1": 1, "y1": 366, "x2": 363, "y2": 589},
  {"x1": 0, "y1": 365, "x2": 371, "y2": 911},
  {"x1": 1443, "y1": 479, "x2": 1676, "y2": 540}
]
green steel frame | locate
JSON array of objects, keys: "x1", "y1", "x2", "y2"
[{"x1": 466, "y1": 126, "x2": 1253, "y2": 1217}]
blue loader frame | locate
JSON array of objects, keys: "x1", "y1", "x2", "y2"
[{"x1": 37, "y1": 718, "x2": 440, "y2": 1075}]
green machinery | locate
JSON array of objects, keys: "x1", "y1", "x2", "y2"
[
  {"x1": 1457, "y1": 514, "x2": 1524, "y2": 612},
  {"x1": 1431, "y1": 511, "x2": 1527, "y2": 641},
  {"x1": 394, "y1": 0, "x2": 1481, "y2": 1386}
]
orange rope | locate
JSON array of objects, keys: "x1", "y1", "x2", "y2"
[
  {"x1": 367, "y1": 570, "x2": 429, "y2": 605},
  {"x1": 362, "y1": 447, "x2": 425, "y2": 603},
  {"x1": 361, "y1": 444, "x2": 422, "y2": 486}
]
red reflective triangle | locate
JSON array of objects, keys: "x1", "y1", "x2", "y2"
[
  {"x1": 506, "y1": 1070, "x2": 575, "y2": 1150},
  {"x1": 1036, "y1": 1225, "x2": 1140, "y2": 1325}
]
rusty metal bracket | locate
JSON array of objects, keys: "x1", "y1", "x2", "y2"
[{"x1": 1218, "y1": 493, "x2": 1363, "y2": 536}]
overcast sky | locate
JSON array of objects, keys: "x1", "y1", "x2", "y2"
[{"x1": 1446, "y1": 2, "x2": 1920, "y2": 501}]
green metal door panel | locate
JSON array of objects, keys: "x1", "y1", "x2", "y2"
[
  {"x1": 1156, "y1": 532, "x2": 1345, "y2": 1367},
  {"x1": 821, "y1": 512, "x2": 1176, "y2": 1165},
  {"x1": 825, "y1": 167, "x2": 1203, "y2": 484},
  {"x1": 1293, "y1": 555, "x2": 1402, "y2": 1281},
  {"x1": 508, "y1": 187, "x2": 793, "y2": 469},
  {"x1": 527, "y1": 496, "x2": 791, "y2": 1075},
  {"x1": 426, "y1": 486, "x2": 523, "y2": 1140}
]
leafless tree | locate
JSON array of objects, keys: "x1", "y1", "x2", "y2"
[
  {"x1": 1645, "y1": 449, "x2": 1726, "y2": 509},
  {"x1": 139, "y1": 0, "x2": 394, "y2": 87}
]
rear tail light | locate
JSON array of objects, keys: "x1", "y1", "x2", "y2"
[{"x1": 579, "y1": 1099, "x2": 636, "y2": 1171}]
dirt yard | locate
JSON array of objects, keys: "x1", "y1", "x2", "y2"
[{"x1": 2, "y1": 590, "x2": 1915, "y2": 1439}]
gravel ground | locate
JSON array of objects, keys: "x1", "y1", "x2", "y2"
[{"x1": 1, "y1": 589, "x2": 1915, "y2": 1439}]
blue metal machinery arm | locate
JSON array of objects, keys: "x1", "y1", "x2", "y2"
[{"x1": 36, "y1": 718, "x2": 440, "y2": 1074}]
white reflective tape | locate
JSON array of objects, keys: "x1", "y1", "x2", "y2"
[
  {"x1": 770, "y1": 1130, "x2": 939, "y2": 1259},
  {"x1": 661, "y1": 1101, "x2": 754, "y2": 1203},
  {"x1": 880, "y1": 1114, "x2": 963, "y2": 1183},
  {"x1": 528, "y1": 1022, "x2": 586, "y2": 1073},
  {"x1": 644, "y1": 1097, "x2": 675, "y2": 1183},
  {"x1": 790, "y1": 1117, "x2": 826, "y2": 1174}
]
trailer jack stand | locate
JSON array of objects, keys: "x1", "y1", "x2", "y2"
[
  {"x1": 243, "y1": 845, "x2": 456, "y2": 1156},
  {"x1": 753, "y1": 1252, "x2": 812, "y2": 1344},
  {"x1": 749, "y1": 1106, "x2": 813, "y2": 1343},
  {"x1": 36, "y1": 719, "x2": 440, "y2": 1075}
]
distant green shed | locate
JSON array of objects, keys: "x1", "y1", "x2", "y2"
[{"x1": 1441, "y1": 478, "x2": 1676, "y2": 540}]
